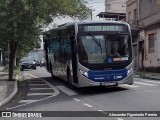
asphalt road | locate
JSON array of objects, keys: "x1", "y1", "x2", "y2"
[{"x1": 2, "y1": 67, "x2": 160, "y2": 120}]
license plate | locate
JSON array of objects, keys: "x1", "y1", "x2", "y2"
[{"x1": 105, "y1": 82, "x2": 116, "y2": 86}]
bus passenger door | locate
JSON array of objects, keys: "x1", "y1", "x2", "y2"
[
  {"x1": 44, "y1": 39, "x2": 49, "y2": 71},
  {"x1": 71, "y1": 36, "x2": 78, "y2": 84}
]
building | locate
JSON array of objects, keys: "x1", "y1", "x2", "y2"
[
  {"x1": 105, "y1": 0, "x2": 127, "y2": 13},
  {"x1": 139, "y1": 0, "x2": 160, "y2": 71},
  {"x1": 126, "y1": 0, "x2": 160, "y2": 72},
  {"x1": 126, "y1": 0, "x2": 140, "y2": 70},
  {"x1": 97, "y1": 0, "x2": 127, "y2": 20},
  {"x1": 21, "y1": 49, "x2": 44, "y2": 66},
  {"x1": 28, "y1": 49, "x2": 44, "y2": 62}
]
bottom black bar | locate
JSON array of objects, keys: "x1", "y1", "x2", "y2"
[{"x1": 0, "y1": 111, "x2": 160, "y2": 117}]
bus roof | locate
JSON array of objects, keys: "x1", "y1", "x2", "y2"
[
  {"x1": 59, "y1": 20, "x2": 129, "y2": 28},
  {"x1": 44, "y1": 20, "x2": 130, "y2": 33},
  {"x1": 76, "y1": 20, "x2": 128, "y2": 25}
]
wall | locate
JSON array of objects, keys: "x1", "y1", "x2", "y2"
[
  {"x1": 139, "y1": 0, "x2": 160, "y2": 27},
  {"x1": 143, "y1": 28, "x2": 160, "y2": 68},
  {"x1": 28, "y1": 49, "x2": 44, "y2": 61},
  {"x1": 126, "y1": 0, "x2": 140, "y2": 70},
  {"x1": 126, "y1": 0, "x2": 137, "y2": 21},
  {"x1": 126, "y1": 0, "x2": 160, "y2": 71},
  {"x1": 105, "y1": 0, "x2": 127, "y2": 13},
  {"x1": 20, "y1": 50, "x2": 44, "y2": 65},
  {"x1": 157, "y1": 28, "x2": 160, "y2": 65},
  {"x1": 138, "y1": 0, "x2": 160, "y2": 71}
]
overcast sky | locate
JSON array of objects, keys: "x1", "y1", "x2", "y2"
[{"x1": 53, "y1": 0, "x2": 105, "y2": 25}]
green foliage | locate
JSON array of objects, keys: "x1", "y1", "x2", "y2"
[
  {"x1": 0, "y1": 0, "x2": 90, "y2": 80},
  {"x1": 0, "y1": 0, "x2": 90, "y2": 59}
]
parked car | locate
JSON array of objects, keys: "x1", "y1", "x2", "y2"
[{"x1": 20, "y1": 60, "x2": 36, "y2": 71}]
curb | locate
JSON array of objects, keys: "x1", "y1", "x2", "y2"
[
  {"x1": 0, "y1": 77, "x2": 18, "y2": 108},
  {"x1": 6, "y1": 73, "x2": 60, "y2": 110},
  {"x1": 145, "y1": 77, "x2": 160, "y2": 81},
  {"x1": 134, "y1": 75, "x2": 160, "y2": 81}
]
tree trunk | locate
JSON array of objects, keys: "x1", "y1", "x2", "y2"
[
  {"x1": 8, "y1": 41, "x2": 17, "y2": 81},
  {"x1": 16, "y1": 57, "x2": 19, "y2": 66}
]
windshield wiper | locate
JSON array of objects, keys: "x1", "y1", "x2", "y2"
[
  {"x1": 88, "y1": 32, "x2": 102, "y2": 54},
  {"x1": 88, "y1": 32, "x2": 101, "y2": 47}
]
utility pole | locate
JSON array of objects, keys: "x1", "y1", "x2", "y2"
[
  {"x1": 90, "y1": 6, "x2": 95, "y2": 20},
  {"x1": 91, "y1": 9, "x2": 93, "y2": 20}
]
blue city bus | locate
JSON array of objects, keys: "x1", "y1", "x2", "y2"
[{"x1": 43, "y1": 21, "x2": 133, "y2": 87}]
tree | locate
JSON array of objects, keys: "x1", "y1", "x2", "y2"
[{"x1": 0, "y1": 0, "x2": 90, "y2": 80}]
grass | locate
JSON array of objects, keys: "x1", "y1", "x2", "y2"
[{"x1": 3, "y1": 66, "x2": 20, "y2": 76}]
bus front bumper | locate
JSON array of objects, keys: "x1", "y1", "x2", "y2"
[{"x1": 77, "y1": 71, "x2": 133, "y2": 87}]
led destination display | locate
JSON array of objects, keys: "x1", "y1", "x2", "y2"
[{"x1": 84, "y1": 25, "x2": 123, "y2": 32}]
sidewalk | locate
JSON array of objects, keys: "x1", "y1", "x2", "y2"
[
  {"x1": 0, "y1": 66, "x2": 17, "y2": 108},
  {"x1": 134, "y1": 70, "x2": 160, "y2": 80}
]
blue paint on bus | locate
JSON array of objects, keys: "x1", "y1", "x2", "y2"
[{"x1": 88, "y1": 69, "x2": 127, "y2": 82}]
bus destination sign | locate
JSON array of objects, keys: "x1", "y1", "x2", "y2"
[{"x1": 84, "y1": 26, "x2": 123, "y2": 32}]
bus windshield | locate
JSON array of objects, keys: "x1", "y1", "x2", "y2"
[{"x1": 78, "y1": 33, "x2": 132, "y2": 64}]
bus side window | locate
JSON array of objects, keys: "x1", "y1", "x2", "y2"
[
  {"x1": 48, "y1": 39, "x2": 53, "y2": 53},
  {"x1": 61, "y1": 30, "x2": 66, "y2": 63}
]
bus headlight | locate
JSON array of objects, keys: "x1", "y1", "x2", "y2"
[
  {"x1": 127, "y1": 67, "x2": 133, "y2": 75},
  {"x1": 80, "y1": 70, "x2": 88, "y2": 78}
]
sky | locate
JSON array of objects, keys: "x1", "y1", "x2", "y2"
[{"x1": 53, "y1": 0, "x2": 105, "y2": 25}]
